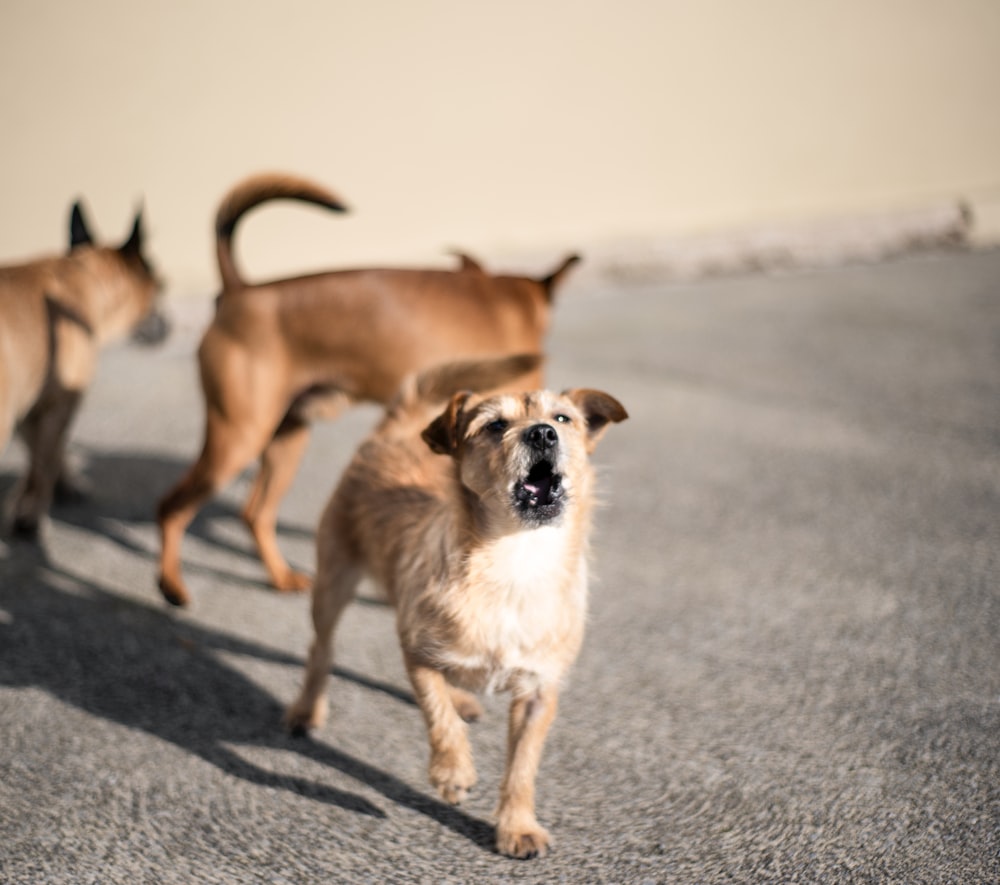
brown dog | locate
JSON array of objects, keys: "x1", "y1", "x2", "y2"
[
  {"x1": 157, "y1": 172, "x2": 579, "y2": 607},
  {"x1": 0, "y1": 201, "x2": 165, "y2": 536},
  {"x1": 285, "y1": 354, "x2": 627, "y2": 859}
]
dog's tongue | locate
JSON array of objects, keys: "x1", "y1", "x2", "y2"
[
  {"x1": 525, "y1": 476, "x2": 550, "y2": 498},
  {"x1": 521, "y1": 465, "x2": 560, "y2": 504}
]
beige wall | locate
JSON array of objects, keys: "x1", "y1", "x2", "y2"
[{"x1": 2, "y1": 0, "x2": 999, "y2": 295}]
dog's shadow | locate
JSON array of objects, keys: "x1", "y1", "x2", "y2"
[
  {"x1": 0, "y1": 549, "x2": 496, "y2": 851},
  {"x1": 0, "y1": 447, "x2": 313, "y2": 590}
]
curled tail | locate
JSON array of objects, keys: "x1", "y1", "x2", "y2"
[{"x1": 215, "y1": 172, "x2": 349, "y2": 291}]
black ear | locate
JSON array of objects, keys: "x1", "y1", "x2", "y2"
[
  {"x1": 539, "y1": 253, "x2": 581, "y2": 300},
  {"x1": 69, "y1": 201, "x2": 94, "y2": 251},
  {"x1": 120, "y1": 205, "x2": 144, "y2": 256},
  {"x1": 450, "y1": 250, "x2": 485, "y2": 273}
]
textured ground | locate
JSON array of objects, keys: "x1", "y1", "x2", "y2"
[{"x1": 2, "y1": 250, "x2": 998, "y2": 883}]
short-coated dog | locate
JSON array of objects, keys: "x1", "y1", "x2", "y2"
[
  {"x1": 0, "y1": 200, "x2": 165, "y2": 536},
  {"x1": 285, "y1": 353, "x2": 627, "y2": 859},
  {"x1": 156, "y1": 172, "x2": 580, "y2": 607}
]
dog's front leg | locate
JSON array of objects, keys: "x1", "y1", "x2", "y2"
[
  {"x1": 405, "y1": 659, "x2": 477, "y2": 804},
  {"x1": 495, "y1": 685, "x2": 559, "y2": 859}
]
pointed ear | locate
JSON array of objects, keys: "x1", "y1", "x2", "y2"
[
  {"x1": 563, "y1": 388, "x2": 628, "y2": 451},
  {"x1": 539, "y1": 253, "x2": 581, "y2": 301},
  {"x1": 69, "y1": 201, "x2": 94, "y2": 251},
  {"x1": 422, "y1": 391, "x2": 473, "y2": 456},
  {"x1": 120, "y1": 204, "x2": 145, "y2": 256},
  {"x1": 449, "y1": 250, "x2": 485, "y2": 273}
]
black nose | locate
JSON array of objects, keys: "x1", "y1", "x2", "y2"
[
  {"x1": 524, "y1": 423, "x2": 558, "y2": 451},
  {"x1": 131, "y1": 309, "x2": 171, "y2": 346}
]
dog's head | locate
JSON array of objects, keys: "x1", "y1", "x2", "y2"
[
  {"x1": 422, "y1": 387, "x2": 627, "y2": 528},
  {"x1": 68, "y1": 200, "x2": 169, "y2": 346}
]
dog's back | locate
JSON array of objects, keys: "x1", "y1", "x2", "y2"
[{"x1": 208, "y1": 268, "x2": 558, "y2": 403}]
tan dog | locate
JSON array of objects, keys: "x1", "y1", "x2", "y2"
[
  {"x1": 285, "y1": 354, "x2": 627, "y2": 859},
  {"x1": 0, "y1": 201, "x2": 165, "y2": 536},
  {"x1": 157, "y1": 172, "x2": 579, "y2": 607}
]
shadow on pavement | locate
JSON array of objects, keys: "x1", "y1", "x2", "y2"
[
  {"x1": 0, "y1": 447, "x2": 313, "y2": 589},
  {"x1": 0, "y1": 547, "x2": 493, "y2": 851}
]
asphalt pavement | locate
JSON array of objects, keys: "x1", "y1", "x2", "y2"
[{"x1": 1, "y1": 249, "x2": 998, "y2": 884}]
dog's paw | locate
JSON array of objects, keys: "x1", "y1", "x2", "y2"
[
  {"x1": 284, "y1": 697, "x2": 326, "y2": 736},
  {"x1": 436, "y1": 778, "x2": 475, "y2": 805},
  {"x1": 274, "y1": 569, "x2": 312, "y2": 595},
  {"x1": 10, "y1": 513, "x2": 41, "y2": 541},
  {"x1": 496, "y1": 823, "x2": 552, "y2": 860},
  {"x1": 54, "y1": 471, "x2": 92, "y2": 504},
  {"x1": 158, "y1": 573, "x2": 191, "y2": 608},
  {"x1": 284, "y1": 712, "x2": 313, "y2": 738},
  {"x1": 429, "y1": 750, "x2": 477, "y2": 805}
]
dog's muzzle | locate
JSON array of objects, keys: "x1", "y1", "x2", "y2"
[
  {"x1": 132, "y1": 308, "x2": 171, "y2": 346},
  {"x1": 513, "y1": 424, "x2": 565, "y2": 522}
]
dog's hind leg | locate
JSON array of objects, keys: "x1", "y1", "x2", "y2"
[
  {"x1": 242, "y1": 416, "x2": 312, "y2": 593},
  {"x1": 495, "y1": 685, "x2": 559, "y2": 859},
  {"x1": 157, "y1": 409, "x2": 277, "y2": 606},
  {"x1": 10, "y1": 390, "x2": 82, "y2": 537},
  {"x1": 285, "y1": 540, "x2": 361, "y2": 734}
]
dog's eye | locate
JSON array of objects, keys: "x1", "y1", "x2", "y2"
[
  {"x1": 553, "y1": 414, "x2": 571, "y2": 424},
  {"x1": 486, "y1": 419, "x2": 509, "y2": 434}
]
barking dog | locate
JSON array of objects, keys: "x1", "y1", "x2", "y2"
[
  {"x1": 0, "y1": 200, "x2": 165, "y2": 536},
  {"x1": 285, "y1": 354, "x2": 627, "y2": 859},
  {"x1": 156, "y1": 172, "x2": 579, "y2": 607}
]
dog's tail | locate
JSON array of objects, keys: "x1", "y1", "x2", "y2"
[
  {"x1": 538, "y1": 253, "x2": 581, "y2": 302},
  {"x1": 215, "y1": 172, "x2": 349, "y2": 291},
  {"x1": 388, "y1": 353, "x2": 542, "y2": 420}
]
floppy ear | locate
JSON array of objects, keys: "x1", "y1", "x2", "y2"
[
  {"x1": 69, "y1": 201, "x2": 94, "y2": 251},
  {"x1": 422, "y1": 391, "x2": 473, "y2": 455},
  {"x1": 563, "y1": 388, "x2": 628, "y2": 451},
  {"x1": 120, "y1": 204, "x2": 145, "y2": 256}
]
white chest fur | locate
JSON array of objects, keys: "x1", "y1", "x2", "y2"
[{"x1": 427, "y1": 523, "x2": 589, "y2": 694}]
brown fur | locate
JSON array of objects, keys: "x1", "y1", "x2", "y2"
[
  {"x1": 156, "y1": 172, "x2": 580, "y2": 607},
  {"x1": 285, "y1": 354, "x2": 627, "y2": 859},
  {"x1": 0, "y1": 201, "x2": 164, "y2": 536}
]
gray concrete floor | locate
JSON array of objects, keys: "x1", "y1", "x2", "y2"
[{"x1": 1, "y1": 250, "x2": 998, "y2": 883}]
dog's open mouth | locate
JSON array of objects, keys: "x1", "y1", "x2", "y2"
[{"x1": 513, "y1": 459, "x2": 565, "y2": 522}]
